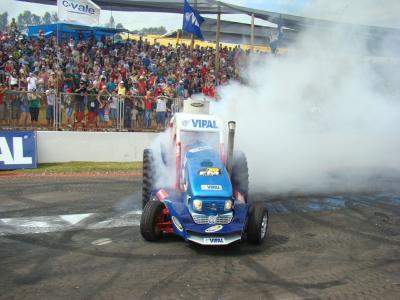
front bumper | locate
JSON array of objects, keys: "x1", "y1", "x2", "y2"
[
  {"x1": 186, "y1": 232, "x2": 242, "y2": 245},
  {"x1": 163, "y1": 199, "x2": 248, "y2": 245}
]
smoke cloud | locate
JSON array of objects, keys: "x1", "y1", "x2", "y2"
[{"x1": 211, "y1": 21, "x2": 400, "y2": 195}]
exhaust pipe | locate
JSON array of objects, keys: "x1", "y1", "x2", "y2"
[{"x1": 226, "y1": 121, "x2": 236, "y2": 177}]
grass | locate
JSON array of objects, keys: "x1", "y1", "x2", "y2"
[{"x1": 7, "y1": 161, "x2": 143, "y2": 174}]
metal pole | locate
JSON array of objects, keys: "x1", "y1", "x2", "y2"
[
  {"x1": 215, "y1": 10, "x2": 221, "y2": 85},
  {"x1": 190, "y1": 0, "x2": 197, "y2": 55},
  {"x1": 250, "y1": 13, "x2": 255, "y2": 53},
  {"x1": 226, "y1": 121, "x2": 236, "y2": 176},
  {"x1": 176, "y1": 29, "x2": 180, "y2": 46}
]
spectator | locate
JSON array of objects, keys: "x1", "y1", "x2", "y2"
[
  {"x1": 155, "y1": 95, "x2": 167, "y2": 131},
  {"x1": 74, "y1": 80, "x2": 86, "y2": 112},
  {"x1": 63, "y1": 88, "x2": 74, "y2": 127},
  {"x1": 97, "y1": 86, "x2": 110, "y2": 127},
  {"x1": 28, "y1": 88, "x2": 40, "y2": 127},
  {"x1": 143, "y1": 91, "x2": 153, "y2": 128},
  {"x1": 46, "y1": 88, "x2": 56, "y2": 126},
  {"x1": 0, "y1": 83, "x2": 5, "y2": 125},
  {"x1": 109, "y1": 90, "x2": 118, "y2": 127},
  {"x1": 19, "y1": 87, "x2": 29, "y2": 127}
]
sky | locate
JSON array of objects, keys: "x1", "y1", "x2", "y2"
[{"x1": 1, "y1": 0, "x2": 399, "y2": 30}]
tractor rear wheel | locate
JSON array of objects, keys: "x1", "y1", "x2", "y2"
[
  {"x1": 140, "y1": 201, "x2": 165, "y2": 241},
  {"x1": 231, "y1": 151, "x2": 249, "y2": 200},
  {"x1": 142, "y1": 149, "x2": 155, "y2": 209},
  {"x1": 247, "y1": 204, "x2": 268, "y2": 245}
]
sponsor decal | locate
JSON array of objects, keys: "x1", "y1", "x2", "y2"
[
  {"x1": 208, "y1": 215, "x2": 217, "y2": 224},
  {"x1": 203, "y1": 237, "x2": 225, "y2": 244},
  {"x1": 190, "y1": 102, "x2": 204, "y2": 108},
  {"x1": 191, "y1": 119, "x2": 218, "y2": 129},
  {"x1": 188, "y1": 146, "x2": 212, "y2": 153},
  {"x1": 172, "y1": 216, "x2": 183, "y2": 232},
  {"x1": 199, "y1": 167, "x2": 220, "y2": 176},
  {"x1": 61, "y1": 0, "x2": 96, "y2": 15},
  {"x1": 201, "y1": 185, "x2": 222, "y2": 191},
  {"x1": 156, "y1": 189, "x2": 169, "y2": 201},
  {"x1": 205, "y1": 225, "x2": 223, "y2": 233},
  {"x1": 0, "y1": 131, "x2": 36, "y2": 169}
]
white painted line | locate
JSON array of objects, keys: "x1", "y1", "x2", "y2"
[
  {"x1": 59, "y1": 213, "x2": 93, "y2": 225},
  {"x1": 91, "y1": 238, "x2": 112, "y2": 246},
  {"x1": 0, "y1": 210, "x2": 142, "y2": 236}
]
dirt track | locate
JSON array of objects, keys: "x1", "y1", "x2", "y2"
[{"x1": 0, "y1": 176, "x2": 399, "y2": 299}]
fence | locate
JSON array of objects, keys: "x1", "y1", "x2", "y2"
[{"x1": 0, "y1": 90, "x2": 182, "y2": 132}]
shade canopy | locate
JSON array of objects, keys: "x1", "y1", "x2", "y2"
[{"x1": 27, "y1": 22, "x2": 126, "y2": 42}]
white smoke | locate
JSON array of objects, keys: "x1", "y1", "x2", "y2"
[{"x1": 211, "y1": 21, "x2": 400, "y2": 195}]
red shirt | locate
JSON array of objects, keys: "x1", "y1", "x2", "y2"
[
  {"x1": 137, "y1": 81, "x2": 146, "y2": 95},
  {"x1": 144, "y1": 97, "x2": 153, "y2": 110},
  {"x1": 208, "y1": 86, "x2": 215, "y2": 98},
  {"x1": 119, "y1": 68, "x2": 127, "y2": 79}
]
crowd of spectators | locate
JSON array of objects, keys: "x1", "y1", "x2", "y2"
[{"x1": 0, "y1": 20, "x2": 248, "y2": 130}]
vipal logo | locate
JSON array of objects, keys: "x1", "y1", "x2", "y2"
[
  {"x1": 0, "y1": 136, "x2": 32, "y2": 165},
  {"x1": 191, "y1": 119, "x2": 218, "y2": 129},
  {"x1": 62, "y1": 0, "x2": 96, "y2": 15}
]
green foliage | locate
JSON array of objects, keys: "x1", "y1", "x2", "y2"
[
  {"x1": 15, "y1": 10, "x2": 60, "y2": 29},
  {"x1": 134, "y1": 26, "x2": 167, "y2": 36}
]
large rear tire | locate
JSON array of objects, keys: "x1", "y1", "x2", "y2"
[
  {"x1": 231, "y1": 151, "x2": 249, "y2": 200},
  {"x1": 142, "y1": 149, "x2": 155, "y2": 209},
  {"x1": 140, "y1": 201, "x2": 165, "y2": 241},
  {"x1": 247, "y1": 204, "x2": 268, "y2": 245}
]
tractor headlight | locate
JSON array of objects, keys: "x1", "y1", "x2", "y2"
[
  {"x1": 193, "y1": 199, "x2": 202, "y2": 211},
  {"x1": 224, "y1": 200, "x2": 233, "y2": 211}
]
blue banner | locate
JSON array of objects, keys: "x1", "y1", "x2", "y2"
[
  {"x1": 182, "y1": 0, "x2": 205, "y2": 40},
  {"x1": 0, "y1": 131, "x2": 37, "y2": 170}
]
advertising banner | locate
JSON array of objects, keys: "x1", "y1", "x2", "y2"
[
  {"x1": 0, "y1": 131, "x2": 37, "y2": 170},
  {"x1": 57, "y1": 0, "x2": 101, "y2": 26}
]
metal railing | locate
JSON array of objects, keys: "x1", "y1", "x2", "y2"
[{"x1": 0, "y1": 89, "x2": 185, "y2": 132}]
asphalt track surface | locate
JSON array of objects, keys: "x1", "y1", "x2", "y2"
[{"x1": 1, "y1": 176, "x2": 400, "y2": 300}]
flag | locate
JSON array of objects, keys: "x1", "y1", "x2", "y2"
[
  {"x1": 270, "y1": 15, "x2": 284, "y2": 54},
  {"x1": 182, "y1": 0, "x2": 205, "y2": 40},
  {"x1": 57, "y1": 0, "x2": 101, "y2": 26}
]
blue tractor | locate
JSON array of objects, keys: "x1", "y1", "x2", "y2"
[{"x1": 140, "y1": 100, "x2": 268, "y2": 245}]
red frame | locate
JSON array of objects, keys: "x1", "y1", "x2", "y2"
[{"x1": 155, "y1": 208, "x2": 173, "y2": 234}]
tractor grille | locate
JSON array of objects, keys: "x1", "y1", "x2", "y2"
[
  {"x1": 191, "y1": 212, "x2": 233, "y2": 225},
  {"x1": 202, "y1": 201, "x2": 225, "y2": 214}
]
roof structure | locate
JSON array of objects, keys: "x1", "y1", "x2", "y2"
[{"x1": 17, "y1": 0, "x2": 400, "y2": 31}]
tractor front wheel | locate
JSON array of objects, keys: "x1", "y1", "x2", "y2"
[
  {"x1": 140, "y1": 201, "x2": 165, "y2": 241},
  {"x1": 247, "y1": 204, "x2": 268, "y2": 245}
]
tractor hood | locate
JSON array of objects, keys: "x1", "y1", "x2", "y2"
[{"x1": 185, "y1": 146, "x2": 232, "y2": 198}]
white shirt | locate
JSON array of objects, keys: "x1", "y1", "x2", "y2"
[
  {"x1": 47, "y1": 92, "x2": 56, "y2": 106},
  {"x1": 156, "y1": 97, "x2": 167, "y2": 112},
  {"x1": 27, "y1": 76, "x2": 37, "y2": 91}
]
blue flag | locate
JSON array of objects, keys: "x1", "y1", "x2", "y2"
[{"x1": 182, "y1": 0, "x2": 205, "y2": 40}]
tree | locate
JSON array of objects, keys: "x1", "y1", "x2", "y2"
[
  {"x1": 42, "y1": 12, "x2": 51, "y2": 24},
  {"x1": 50, "y1": 12, "x2": 59, "y2": 23},
  {"x1": 16, "y1": 10, "x2": 42, "y2": 30},
  {"x1": 116, "y1": 23, "x2": 124, "y2": 30},
  {"x1": 0, "y1": 12, "x2": 8, "y2": 32},
  {"x1": 138, "y1": 26, "x2": 167, "y2": 36}
]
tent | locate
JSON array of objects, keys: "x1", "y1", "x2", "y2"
[{"x1": 27, "y1": 22, "x2": 126, "y2": 43}]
